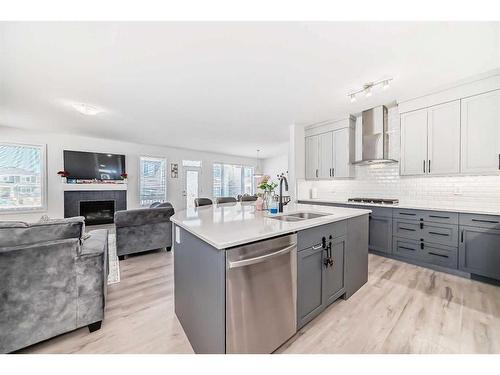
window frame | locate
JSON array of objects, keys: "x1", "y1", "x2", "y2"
[
  {"x1": 212, "y1": 162, "x2": 255, "y2": 198},
  {"x1": 138, "y1": 155, "x2": 168, "y2": 207},
  {"x1": 0, "y1": 142, "x2": 47, "y2": 214}
]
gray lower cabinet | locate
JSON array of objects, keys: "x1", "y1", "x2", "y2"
[
  {"x1": 459, "y1": 225, "x2": 500, "y2": 280},
  {"x1": 369, "y1": 215, "x2": 392, "y2": 254},
  {"x1": 297, "y1": 245, "x2": 324, "y2": 328},
  {"x1": 297, "y1": 236, "x2": 346, "y2": 329}
]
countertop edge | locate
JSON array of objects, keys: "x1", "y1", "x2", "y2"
[{"x1": 171, "y1": 209, "x2": 371, "y2": 250}]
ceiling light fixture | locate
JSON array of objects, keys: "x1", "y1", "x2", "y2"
[
  {"x1": 347, "y1": 77, "x2": 393, "y2": 103},
  {"x1": 253, "y1": 149, "x2": 264, "y2": 178},
  {"x1": 71, "y1": 102, "x2": 104, "y2": 116}
]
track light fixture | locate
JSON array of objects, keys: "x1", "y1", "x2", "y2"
[{"x1": 347, "y1": 77, "x2": 393, "y2": 102}]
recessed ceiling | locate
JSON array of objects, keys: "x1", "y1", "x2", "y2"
[{"x1": 0, "y1": 22, "x2": 499, "y2": 158}]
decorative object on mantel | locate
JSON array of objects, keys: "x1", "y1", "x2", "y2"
[
  {"x1": 257, "y1": 175, "x2": 278, "y2": 211},
  {"x1": 171, "y1": 163, "x2": 178, "y2": 178},
  {"x1": 120, "y1": 172, "x2": 128, "y2": 181},
  {"x1": 57, "y1": 170, "x2": 70, "y2": 183}
]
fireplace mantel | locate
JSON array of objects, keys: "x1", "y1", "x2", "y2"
[{"x1": 62, "y1": 183, "x2": 127, "y2": 191}]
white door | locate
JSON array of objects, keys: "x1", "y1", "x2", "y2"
[
  {"x1": 461, "y1": 90, "x2": 500, "y2": 174},
  {"x1": 305, "y1": 135, "x2": 319, "y2": 179},
  {"x1": 333, "y1": 128, "x2": 351, "y2": 178},
  {"x1": 183, "y1": 167, "x2": 200, "y2": 209},
  {"x1": 427, "y1": 100, "x2": 461, "y2": 175},
  {"x1": 400, "y1": 108, "x2": 428, "y2": 176},
  {"x1": 318, "y1": 132, "x2": 333, "y2": 179}
]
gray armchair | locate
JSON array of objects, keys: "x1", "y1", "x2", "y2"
[
  {"x1": 0, "y1": 217, "x2": 108, "y2": 353},
  {"x1": 114, "y1": 205, "x2": 174, "y2": 259}
]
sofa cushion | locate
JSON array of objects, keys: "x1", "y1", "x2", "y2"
[{"x1": 0, "y1": 216, "x2": 85, "y2": 248}]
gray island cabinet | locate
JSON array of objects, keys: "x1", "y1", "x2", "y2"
[{"x1": 171, "y1": 203, "x2": 369, "y2": 354}]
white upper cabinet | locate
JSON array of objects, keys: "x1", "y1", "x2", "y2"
[
  {"x1": 305, "y1": 135, "x2": 319, "y2": 180},
  {"x1": 427, "y1": 100, "x2": 461, "y2": 175},
  {"x1": 304, "y1": 118, "x2": 355, "y2": 180},
  {"x1": 333, "y1": 128, "x2": 352, "y2": 178},
  {"x1": 461, "y1": 90, "x2": 500, "y2": 174},
  {"x1": 400, "y1": 108, "x2": 428, "y2": 176},
  {"x1": 318, "y1": 132, "x2": 333, "y2": 179}
]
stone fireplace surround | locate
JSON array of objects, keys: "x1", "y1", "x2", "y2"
[{"x1": 64, "y1": 190, "x2": 127, "y2": 225}]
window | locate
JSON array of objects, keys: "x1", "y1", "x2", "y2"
[
  {"x1": 182, "y1": 160, "x2": 202, "y2": 168},
  {"x1": 139, "y1": 156, "x2": 167, "y2": 207},
  {"x1": 0, "y1": 143, "x2": 45, "y2": 212},
  {"x1": 213, "y1": 163, "x2": 254, "y2": 198}
]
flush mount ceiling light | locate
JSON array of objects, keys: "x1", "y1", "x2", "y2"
[
  {"x1": 71, "y1": 102, "x2": 104, "y2": 116},
  {"x1": 347, "y1": 77, "x2": 393, "y2": 102}
]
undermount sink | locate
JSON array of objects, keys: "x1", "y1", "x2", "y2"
[{"x1": 269, "y1": 212, "x2": 331, "y2": 222}]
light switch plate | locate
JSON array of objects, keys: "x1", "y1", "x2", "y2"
[{"x1": 175, "y1": 226, "x2": 181, "y2": 244}]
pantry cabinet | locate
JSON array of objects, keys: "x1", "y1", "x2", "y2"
[{"x1": 460, "y1": 89, "x2": 500, "y2": 174}]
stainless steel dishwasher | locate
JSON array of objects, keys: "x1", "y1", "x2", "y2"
[{"x1": 226, "y1": 233, "x2": 297, "y2": 354}]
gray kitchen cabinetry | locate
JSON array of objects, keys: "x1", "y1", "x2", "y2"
[
  {"x1": 297, "y1": 223, "x2": 347, "y2": 329},
  {"x1": 369, "y1": 214, "x2": 393, "y2": 254},
  {"x1": 459, "y1": 213, "x2": 500, "y2": 280}
]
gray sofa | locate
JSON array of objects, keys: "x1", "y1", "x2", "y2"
[
  {"x1": 0, "y1": 217, "x2": 108, "y2": 353},
  {"x1": 114, "y1": 203, "x2": 174, "y2": 259}
]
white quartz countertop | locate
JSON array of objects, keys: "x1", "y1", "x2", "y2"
[
  {"x1": 298, "y1": 198, "x2": 500, "y2": 216},
  {"x1": 171, "y1": 202, "x2": 371, "y2": 250}
]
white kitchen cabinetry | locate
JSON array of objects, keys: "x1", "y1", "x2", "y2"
[
  {"x1": 400, "y1": 100, "x2": 460, "y2": 176},
  {"x1": 304, "y1": 118, "x2": 354, "y2": 180},
  {"x1": 460, "y1": 90, "x2": 500, "y2": 174}
]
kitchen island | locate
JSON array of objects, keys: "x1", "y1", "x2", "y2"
[{"x1": 171, "y1": 202, "x2": 370, "y2": 354}]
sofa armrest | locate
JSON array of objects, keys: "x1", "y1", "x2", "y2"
[{"x1": 80, "y1": 229, "x2": 108, "y2": 256}]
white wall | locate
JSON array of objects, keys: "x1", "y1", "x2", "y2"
[
  {"x1": 296, "y1": 106, "x2": 500, "y2": 209},
  {"x1": 0, "y1": 126, "x2": 258, "y2": 221},
  {"x1": 262, "y1": 153, "x2": 288, "y2": 180}
]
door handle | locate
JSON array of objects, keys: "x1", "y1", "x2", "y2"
[
  {"x1": 428, "y1": 160, "x2": 431, "y2": 173},
  {"x1": 332, "y1": 168, "x2": 335, "y2": 177},
  {"x1": 423, "y1": 160, "x2": 426, "y2": 173},
  {"x1": 228, "y1": 243, "x2": 296, "y2": 269},
  {"x1": 316, "y1": 169, "x2": 318, "y2": 178}
]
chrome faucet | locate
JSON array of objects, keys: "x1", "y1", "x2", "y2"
[{"x1": 278, "y1": 173, "x2": 288, "y2": 213}]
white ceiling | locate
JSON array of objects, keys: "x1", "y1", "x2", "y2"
[{"x1": 1, "y1": 22, "x2": 499, "y2": 158}]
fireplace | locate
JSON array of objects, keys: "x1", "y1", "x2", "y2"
[{"x1": 80, "y1": 200, "x2": 115, "y2": 225}]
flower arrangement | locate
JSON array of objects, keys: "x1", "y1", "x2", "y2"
[
  {"x1": 257, "y1": 175, "x2": 277, "y2": 193},
  {"x1": 120, "y1": 173, "x2": 128, "y2": 180},
  {"x1": 57, "y1": 170, "x2": 70, "y2": 178}
]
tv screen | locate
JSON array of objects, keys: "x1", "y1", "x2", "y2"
[{"x1": 63, "y1": 150, "x2": 126, "y2": 180}]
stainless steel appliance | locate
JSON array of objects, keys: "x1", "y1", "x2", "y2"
[
  {"x1": 352, "y1": 105, "x2": 398, "y2": 165},
  {"x1": 348, "y1": 197, "x2": 399, "y2": 205},
  {"x1": 226, "y1": 233, "x2": 297, "y2": 353}
]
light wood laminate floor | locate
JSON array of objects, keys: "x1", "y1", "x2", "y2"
[{"x1": 22, "y1": 252, "x2": 500, "y2": 354}]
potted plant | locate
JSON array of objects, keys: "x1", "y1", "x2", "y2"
[
  {"x1": 257, "y1": 175, "x2": 277, "y2": 210},
  {"x1": 57, "y1": 170, "x2": 69, "y2": 183}
]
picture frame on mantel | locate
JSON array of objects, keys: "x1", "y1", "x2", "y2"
[{"x1": 171, "y1": 163, "x2": 178, "y2": 178}]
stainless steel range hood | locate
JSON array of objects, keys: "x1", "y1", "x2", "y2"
[{"x1": 352, "y1": 105, "x2": 397, "y2": 165}]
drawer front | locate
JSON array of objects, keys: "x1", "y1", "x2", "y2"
[
  {"x1": 423, "y1": 243, "x2": 458, "y2": 269},
  {"x1": 393, "y1": 219, "x2": 421, "y2": 241},
  {"x1": 392, "y1": 237, "x2": 424, "y2": 261},
  {"x1": 422, "y1": 222, "x2": 459, "y2": 247},
  {"x1": 393, "y1": 209, "x2": 424, "y2": 221},
  {"x1": 422, "y1": 211, "x2": 458, "y2": 225},
  {"x1": 297, "y1": 221, "x2": 347, "y2": 251},
  {"x1": 459, "y1": 213, "x2": 500, "y2": 229}
]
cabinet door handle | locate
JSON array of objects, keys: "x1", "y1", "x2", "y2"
[
  {"x1": 423, "y1": 160, "x2": 426, "y2": 173},
  {"x1": 420, "y1": 222, "x2": 424, "y2": 229},
  {"x1": 428, "y1": 252, "x2": 449, "y2": 259},
  {"x1": 428, "y1": 160, "x2": 431, "y2": 173},
  {"x1": 461, "y1": 230, "x2": 464, "y2": 243},
  {"x1": 420, "y1": 242, "x2": 424, "y2": 250},
  {"x1": 471, "y1": 218, "x2": 499, "y2": 224},
  {"x1": 316, "y1": 169, "x2": 318, "y2": 178},
  {"x1": 429, "y1": 215, "x2": 450, "y2": 219},
  {"x1": 399, "y1": 246, "x2": 416, "y2": 252},
  {"x1": 429, "y1": 231, "x2": 448, "y2": 237},
  {"x1": 332, "y1": 168, "x2": 335, "y2": 177},
  {"x1": 498, "y1": 154, "x2": 500, "y2": 170}
]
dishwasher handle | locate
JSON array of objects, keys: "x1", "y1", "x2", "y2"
[{"x1": 228, "y1": 243, "x2": 296, "y2": 269}]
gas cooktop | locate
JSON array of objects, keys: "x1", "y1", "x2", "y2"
[{"x1": 348, "y1": 198, "x2": 399, "y2": 205}]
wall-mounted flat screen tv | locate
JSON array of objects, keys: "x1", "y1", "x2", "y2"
[{"x1": 63, "y1": 150, "x2": 126, "y2": 180}]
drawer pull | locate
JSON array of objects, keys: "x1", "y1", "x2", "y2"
[
  {"x1": 471, "y1": 219, "x2": 499, "y2": 224},
  {"x1": 429, "y1": 215, "x2": 450, "y2": 219},
  {"x1": 400, "y1": 227, "x2": 416, "y2": 232},
  {"x1": 428, "y1": 252, "x2": 449, "y2": 259},
  {"x1": 399, "y1": 246, "x2": 416, "y2": 251},
  {"x1": 428, "y1": 231, "x2": 449, "y2": 237},
  {"x1": 461, "y1": 230, "x2": 464, "y2": 243},
  {"x1": 399, "y1": 212, "x2": 416, "y2": 216}
]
